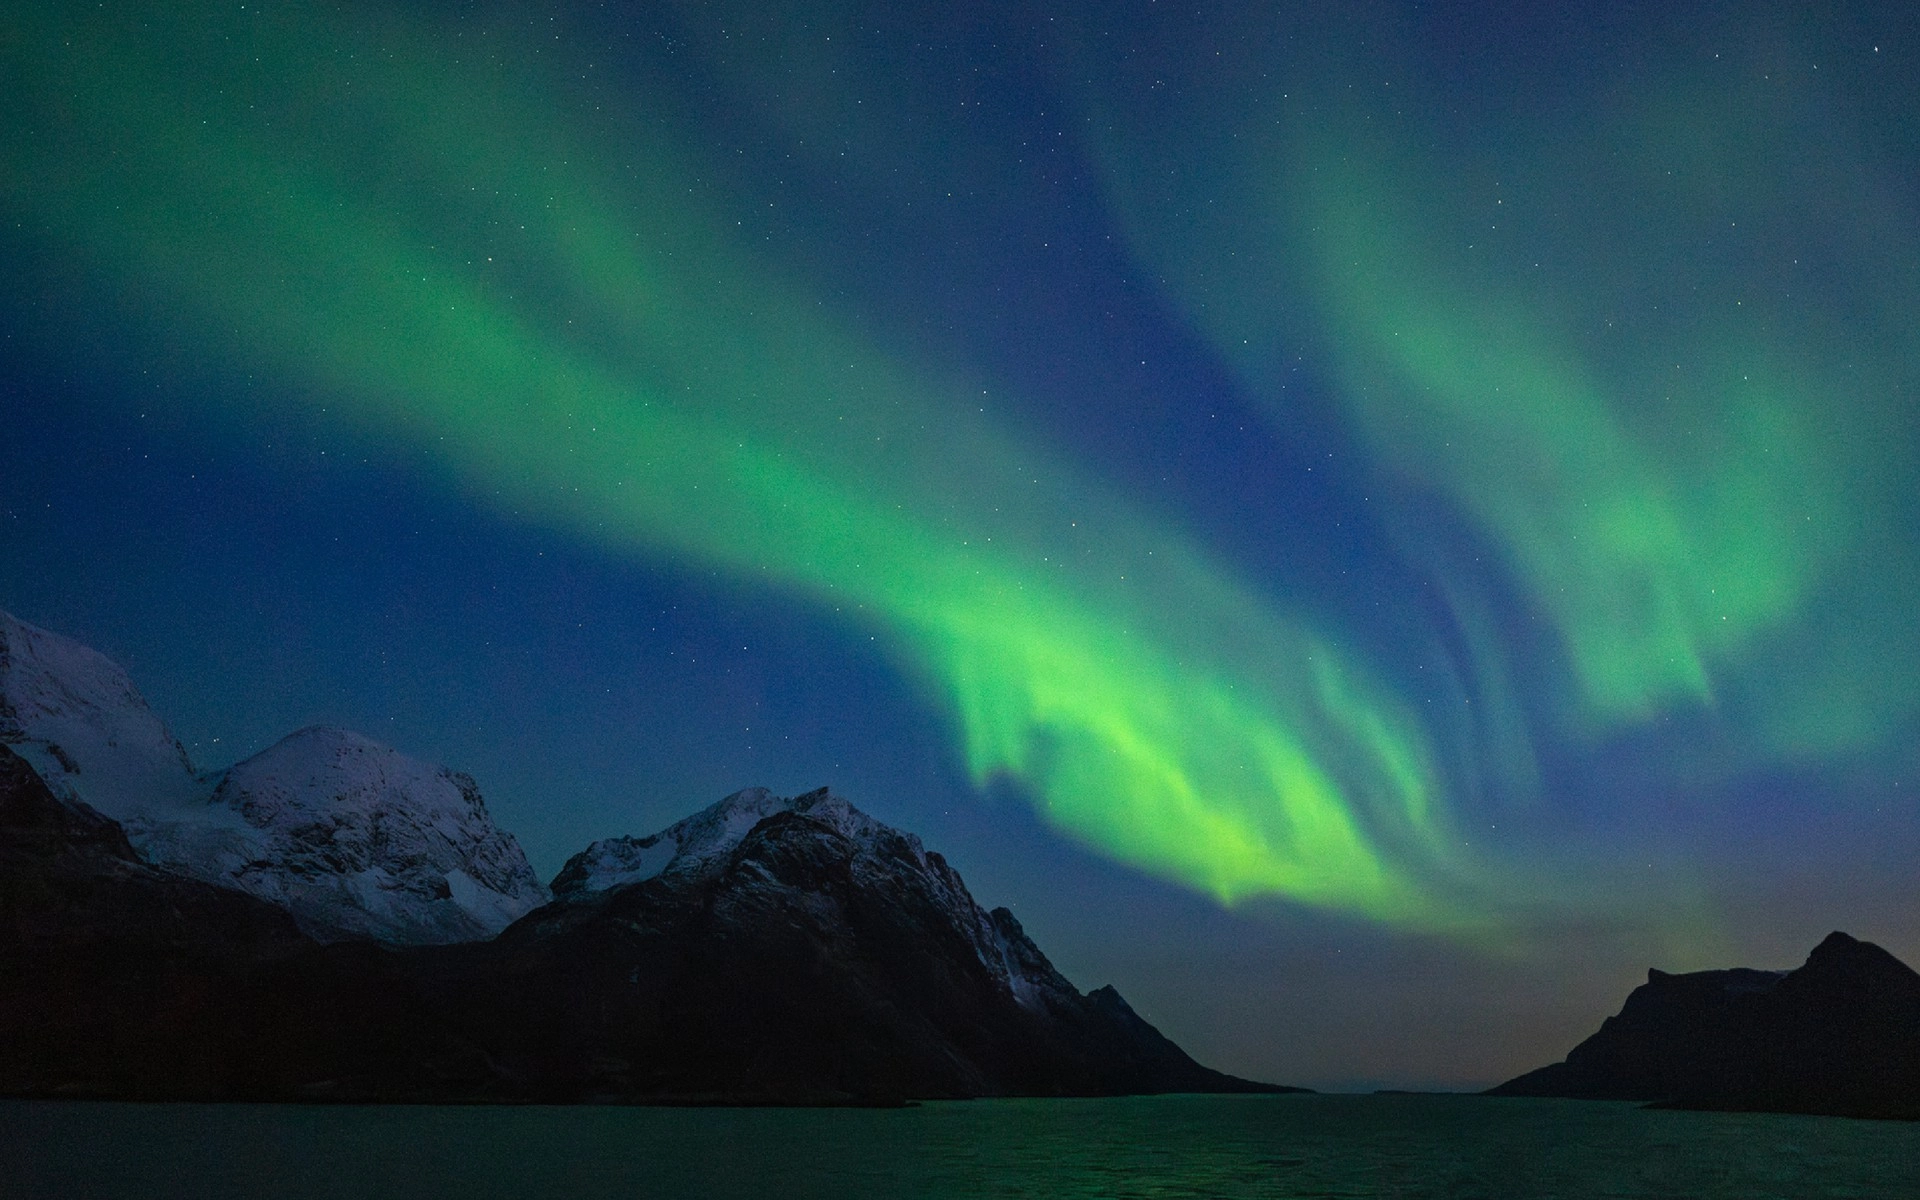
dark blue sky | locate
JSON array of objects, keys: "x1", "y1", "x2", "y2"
[{"x1": 4, "y1": 0, "x2": 1919, "y2": 1088}]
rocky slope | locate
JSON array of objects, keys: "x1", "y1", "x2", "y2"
[
  {"x1": 1490, "y1": 932, "x2": 1920, "y2": 1119},
  {"x1": 0, "y1": 743, "x2": 505, "y2": 1100},
  {"x1": 551, "y1": 786, "x2": 1083, "y2": 1014},
  {"x1": 0, "y1": 608, "x2": 203, "y2": 822},
  {"x1": 0, "y1": 749, "x2": 1293, "y2": 1102},
  {"x1": 191, "y1": 726, "x2": 549, "y2": 943},
  {"x1": 460, "y1": 786, "x2": 1274, "y2": 1100},
  {"x1": 0, "y1": 610, "x2": 546, "y2": 943}
]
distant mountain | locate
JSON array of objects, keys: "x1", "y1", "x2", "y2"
[
  {"x1": 552, "y1": 784, "x2": 852, "y2": 898},
  {"x1": 0, "y1": 743, "x2": 505, "y2": 1099},
  {"x1": 0, "y1": 619, "x2": 1296, "y2": 1101},
  {"x1": 445, "y1": 785, "x2": 1280, "y2": 1101},
  {"x1": 1490, "y1": 932, "x2": 1920, "y2": 1120},
  {"x1": 190, "y1": 725, "x2": 549, "y2": 943},
  {"x1": 0, "y1": 608, "x2": 204, "y2": 820},
  {"x1": 550, "y1": 786, "x2": 1082, "y2": 1014},
  {"x1": 0, "y1": 610, "x2": 546, "y2": 943}
]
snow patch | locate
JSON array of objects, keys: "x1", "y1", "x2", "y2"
[
  {"x1": 0, "y1": 609, "x2": 204, "y2": 821},
  {"x1": 550, "y1": 783, "x2": 1072, "y2": 1012},
  {"x1": 0, "y1": 609, "x2": 549, "y2": 945},
  {"x1": 201, "y1": 725, "x2": 550, "y2": 943},
  {"x1": 551, "y1": 785, "x2": 890, "y2": 897}
]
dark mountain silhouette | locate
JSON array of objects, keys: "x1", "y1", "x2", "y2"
[
  {"x1": 0, "y1": 746, "x2": 1293, "y2": 1103},
  {"x1": 1490, "y1": 932, "x2": 1920, "y2": 1119}
]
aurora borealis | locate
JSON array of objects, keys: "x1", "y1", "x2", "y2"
[
  {"x1": 1081, "y1": 3, "x2": 1920, "y2": 759},
  {"x1": 4, "y1": 0, "x2": 1919, "y2": 1087}
]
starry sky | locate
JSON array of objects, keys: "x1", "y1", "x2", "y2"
[{"x1": 4, "y1": 0, "x2": 1919, "y2": 1090}]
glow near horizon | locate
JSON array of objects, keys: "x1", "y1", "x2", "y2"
[{"x1": 0, "y1": 3, "x2": 1484, "y2": 928}]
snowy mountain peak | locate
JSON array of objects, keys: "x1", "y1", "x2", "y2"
[
  {"x1": 184, "y1": 725, "x2": 550, "y2": 944},
  {"x1": 550, "y1": 784, "x2": 914, "y2": 898},
  {"x1": 0, "y1": 608, "x2": 546, "y2": 946},
  {"x1": 0, "y1": 609, "x2": 202, "y2": 821},
  {"x1": 549, "y1": 784, "x2": 1075, "y2": 1013}
]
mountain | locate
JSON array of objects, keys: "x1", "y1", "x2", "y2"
[
  {"x1": 1490, "y1": 932, "x2": 1920, "y2": 1119},
  {"x1": 0, "y1": 742, "x2": 506, "y2": 1099},
  {"x1": 549, "y1": 786, "x2": 1081, "y2": 1014},
  {"x1": 188, "y1": 725, "x2": 549, "y2": 943},
  {"x1": 552, "y1": 784, "x2": 830, "y2": 898},
  {"x1": 0, "y1": 610, "x2": 546, "y2": 943},
  {"x1": 446, "y1": 785, "x2": 1278, "y2": 1101},
  {"x1": 0, "y1": 743, "x2": 1294, "y2": 1102},
  {"x1": 0, "y1": 608, "x2": 203, "y2": 821}
]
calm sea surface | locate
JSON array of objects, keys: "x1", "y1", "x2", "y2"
[{"x1": 4, "y1": 1094, "x2": 1918, "y2": 1199}]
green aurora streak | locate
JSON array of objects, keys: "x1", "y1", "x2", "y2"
[
  {"x1": 0, "y1": 3, "x2": 1484, "y2": 926},
  {"x1": 1078, "y1": 8, "x2": 1920, "y2": 761}
]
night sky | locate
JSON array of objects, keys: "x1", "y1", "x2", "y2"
[{"x1": 4, "y1": 0, "x2": 1919, "y2": 1090}]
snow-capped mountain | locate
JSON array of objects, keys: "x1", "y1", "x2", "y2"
[
  {"x1": 492, "y1": 783, "x2": 1280, "y2": 1099},
  {"x1": 0, "y1": 609, "x2": 545, "y2": 944},
  {"x1": 549, "y1": 785, "x2": 796, "y2": 895},
  {"x1": 3, "y1": 741, "x2": 1290, "y2": 1102},
  {"x1": 0, "y1": 609, "x2": 204, "y2": 821},
  {"x1": 550, "y1": 785, "x2": 1081, "y2": 1013},
  {"x1": 186, "y1": 726, "x2": 548, "y2": 944},
  {"x1": 550, "y1": 785, "x2": 960, "y2": 896}
]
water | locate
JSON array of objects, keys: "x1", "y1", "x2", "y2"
[{"x1": 4, "y1": 1094, "x2": 1917, "y2": 1199}]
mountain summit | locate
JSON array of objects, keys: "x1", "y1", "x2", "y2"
[
  {"x1": 1490, "y1": 931, "x2": 1920, "y2": 1119},
  {"x1": 0, "y1": 608, "x2": 203, "y2": 821},
  {"x1": 480, "y1": 784, "x2": 1259, "y2": 1099},
  {"x1": 193, "y1": 725, "x2": 548, "y2": 943},
  {"x1": 550, "y1": 785, "x2": 1081, "y2": 1013},
  {"x1": 0, "y1": 610, "x2": 545, "y2": 943},
  {"x1": 0, "y1": 611, "x2": 1293, "y2": 1102},
  {"x1": 0, "y1": 751, "x2": 1294, "y2": 1101}
]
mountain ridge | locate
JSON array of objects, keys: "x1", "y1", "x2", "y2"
[
  {"x1": 0, "y1": 609, "x2": 1294, "y2": 1102},
  {"x1": 0, "y1": 609, "x2": 546, "y2": 944},
  {"x1": 1490, "y1": 931, "x2": 1920, "y2": 1120}
]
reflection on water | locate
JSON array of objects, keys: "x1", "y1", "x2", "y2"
[{"x1": 5, "y1": 1094, "x2": 1917, "y2": 1199}]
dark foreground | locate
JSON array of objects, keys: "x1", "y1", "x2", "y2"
[
  {"x1": 0, "y1": 746, "x2": 1280, "y2": 1102},
  {"x1": 5, "y1": 1094, "x2": 1918, "y2": 1200},
  {"x1": 1493, "y1": 931, "x2": 1920, "y2": 1120}
]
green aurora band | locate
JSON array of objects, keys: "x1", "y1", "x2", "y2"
[
  {"x1": 0, "y1": 3, "x2": 1488, "y2": 927},
  {"x1": 1076, "y1": 6, "x2": 1920, "y2": 763}
]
